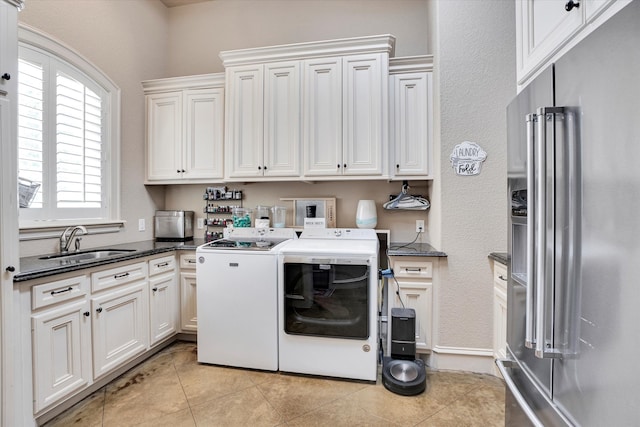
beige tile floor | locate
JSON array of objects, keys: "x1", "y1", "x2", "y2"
[{"x1": 43, "y1": 341, "x2": 505, "y2": 427}]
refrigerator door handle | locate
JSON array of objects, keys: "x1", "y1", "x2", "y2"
[
  {"x1": 496, "y1": 359, "x2": 545, "y2": 427},
  {"x1": 535, "y1": 107, "x2": 571, "y2": 359},
  {"x1": 525, "y1": 113, "x2": 537, "y2": 349}
]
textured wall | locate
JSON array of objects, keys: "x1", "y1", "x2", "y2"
[
  {"x1": 167, "y1": 0, "x2": 429, "y2": 76},
  {"x1": 433, "y1": 0, "x2": 514, "y2": 350}
]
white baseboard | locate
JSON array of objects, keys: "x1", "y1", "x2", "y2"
[{"x1": 429, "y1": 345, "x2": 496, "y2": 375}]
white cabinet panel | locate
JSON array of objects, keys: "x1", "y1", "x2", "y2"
[
  {"x1": 303, "y1": 57, "x2": 343, "y2": 176},
  {"x1": 184, "y1": 88, "x2": 224, "y2": 180},
  {"x1": 264, "y1": 61, "x2": 301, "y2": 177},
  {"x1": 32, "y1": 299, "x2": 92, "y2": 413},
  {"x1": 390, "y1": 69, "x2": 433, "y2": 179},
  {"x1": 342, "y1": 54, "x2": 385, "y2": 176},
  {"x1": 493, "y1": 261, "x2": 508, "y2": 364},
  {"x1": 146, "y1": 92, "x2": 182, "y2": 181},
  {"x1": 91, "y1": 282, "x2": 148, "y2": 379},
  {"x1": 149, "y1": 272, "x2": 177, "y2": 345},
  {"x1": 180, "y1": 271, "x2": 197, "y2": 332},
  {"x1": 391, "y1": 281, "x2": 433, "y2": 351},
  {"x1": 225, "y1": 64, "x2": 264, "y2": 178}
]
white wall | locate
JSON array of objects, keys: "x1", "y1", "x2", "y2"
[
  {"x1": 431, "y1": 0, "x2": 514, "y2": 357},
  {"x1": 18, "y1": 0, "x2": 170, "y2": 256}
]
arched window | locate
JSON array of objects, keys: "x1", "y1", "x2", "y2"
[{"x1": 17, "y1": 25, "x2": 120, "y2": 226}]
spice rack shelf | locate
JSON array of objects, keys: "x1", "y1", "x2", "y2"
[{"x1": 203, "y1": 186, "x2": 243, "y2": 242}]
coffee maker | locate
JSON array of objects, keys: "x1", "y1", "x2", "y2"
[{"x1": 382, "y1": 307, "x2": 427, "y2": 395}]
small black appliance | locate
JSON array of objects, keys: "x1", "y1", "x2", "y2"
[{"x1": 382, "y1": 308, "x2": 427, "y2": 396}]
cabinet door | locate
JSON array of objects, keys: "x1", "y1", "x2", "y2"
[
  {"x1": 391, "y1": 72, "x2": 432, "y2": 178},
  {"x1": 517, "y1": 0, "x2": 583, "y2": 83},
  {"x1": 494, "y1": 285, "x2": 508, "y2": 360},
  {"x1": 32, "y1": 300, "x2": 92, "y2": 413},
  {"x1": 264, "y1": 61, "x2": 301, "y2": 177},
  {"x1": 146, "y1": 92, "x2": 183, "y2": 181},
  {"x1": 303, "y1": 57, "x2": 343, "y2": 176},
  {"x1": 180, "y1": 271, "x2": 197, "y2": 332},
  {"x1": 149, "y1": 272, "x2": 177, "y2": 345},
  {"x1": 342, "y1": 53, "x2": 385, "y2": 176},
  {"x1": 225, "y1": 64, "x2": 264, "y2": 178},
  {"x1": 92, "y1": 283, "x2": 148, "y2": 379},
  {"x1": 391, "y1": 281, "x2": 433, "y2": 351},
  {"x1": 183, "y1": 88, "x2": 224, "y2": 180}
]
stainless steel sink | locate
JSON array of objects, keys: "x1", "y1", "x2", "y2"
[{"x1": 39, "y1": 249, "x2": 136, "y2": 263}]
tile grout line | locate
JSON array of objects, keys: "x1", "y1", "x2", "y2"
[{"x1": 171, "y1": 350, "x2": 199, "y2": 426}]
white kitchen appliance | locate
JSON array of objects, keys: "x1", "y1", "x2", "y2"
[
  {"x1": 196, "y1": 227, "x2": 297, "y2": 371},
  {"x1": 278, "y1": 228, "x2": 379, "y2": 381}
]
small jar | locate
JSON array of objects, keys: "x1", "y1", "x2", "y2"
[{"x1": 232, "y1": 208, "x2": 253, "y2": 228}]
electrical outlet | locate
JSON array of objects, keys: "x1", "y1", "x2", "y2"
[
  {"x1": 416, "y1": 220, "x2": 425, "y2": 233},
  {"x1": 138, "y1": 218, "x2": 145, "y2": 231},
  {"x1": 197, "y1": 218, "x2": 204, "y2": 229}
]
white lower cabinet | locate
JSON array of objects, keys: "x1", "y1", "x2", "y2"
[
  {"x1": 388, "y1": 257, "x2": 434, "y2": 352},
  {"x1": 179, "y1": 252, "x2": 198, "y2": 332},
  {"x1": 149, "y1": 255, "x2": 178, "y2": 345},
  {"x1": 91, "y1": 282, "x2": 148, "y2": 379},
  {"x1": 31, "y1": 291, "x2": 92, "y2": 413},
  {"x1": 493, "y1": 260, "x2": 508, "y2": 369}
]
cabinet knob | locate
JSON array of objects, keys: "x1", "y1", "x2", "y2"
[
  {"x1": 177, "y1": 169, "x2": 181, "y2": 173},
  {"x1": 337, "y1": 164, "x2": 341, "y2": 169},
  {"x1": 258, "y1": 166, "x2": 262, "y2": 170},
  {"x1": 564, "y1": 0, "x2": 579, "y2": 11},
  {"x1": 1, "y1": 73, "x2": 10, "y2": 80},
  {"x1": 96, "y1": 307, "x2": 103, "y2": 314},
  {"x1": 83, "y1": 311, "x2": 90, "y2": 317},
  {"x1": 152, "y1": 287, "x2": 158, "y2": 292},
  {"x1": 396, "y1": 164, "x2": 400, "y2": 169},
  {"x1": 5, "y1": 266, "x2": 15, "y2": 272},
  {"x1": 263, "y1": 165, "x2": 267, "y2": 170},
  {"x1": 343, "y1": 164, "x2": 347, "y2": 169},
  {"x1": 181, "y1": 169, "x2": 185, "y2": 173}
]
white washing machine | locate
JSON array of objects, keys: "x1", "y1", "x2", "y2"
[
  {"x1": 196, "y1": 227, "x2": 296, "y2": 371},
  {"x1": 278, "y1": 228, "x2": 379, "y2": 381}
]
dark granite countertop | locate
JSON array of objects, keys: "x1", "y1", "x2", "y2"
[
  {"x1": 489, "y1": 252, "x2": 509, "y2": 265},
  {"x1": 15, "y1": 239, "x2": 205, "y2": 283},
  {"x1": 387, "y1": 243, "x2": 447, "y2": 257}
]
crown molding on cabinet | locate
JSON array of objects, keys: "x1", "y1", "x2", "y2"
[
  {"x1": 219, "y1": 34, "x2": 396, "y2": 67},
  {"x1": 141, "y1": 72, "x2": 224, "y2": 92},
  {"x1": 389, "y1": 55, "x2": 434, "y2": 74}
]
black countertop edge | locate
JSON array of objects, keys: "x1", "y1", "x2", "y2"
[
  {"x1": 489, "y1": 252, "x2": 509, "y2": 265},
  {"x1": 386, "y1": 243, "x2": 447, "y2": 257},
  {"x1": 14, "y1": 239, "x2": 206, "y2": 283}
]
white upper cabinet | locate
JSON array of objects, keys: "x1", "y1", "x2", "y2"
[
  {"x1": 220, "y1": 34, "x2": 394, "y2": 181},
  {"x1": 225, "y1": 61, "x2": 301, "y2": 179},
  {"x1": 389, "y1": 56, "x2": 433, "y2": 180},
  {"x1": 304, "y1": 53, "x2": 387, "y2": 177},
  {"x1": 516, "y1": 0, "x2": 631, "y2": 87},
  {"x1": 303, "y1": 57, "x2": 343, "y2": 176},
  {"x1": 143, "y1": 74, "x2": 224, "y2": 183}
]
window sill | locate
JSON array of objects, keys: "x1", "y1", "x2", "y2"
[{"x1": 19, "y1": 220, "x2": 126, "y2": 241}]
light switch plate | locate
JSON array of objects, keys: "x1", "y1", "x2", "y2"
[{"x1": 138, "y1": 218, "x2": 145, "y2": 231}]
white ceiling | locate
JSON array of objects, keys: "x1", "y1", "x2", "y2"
[{"x1": 159, "y1": 0, "x2": 213, "y2": 8}]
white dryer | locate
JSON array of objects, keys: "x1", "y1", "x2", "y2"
[{"x1": 278, "y1": 228, "x2": 379, "y2": 381}]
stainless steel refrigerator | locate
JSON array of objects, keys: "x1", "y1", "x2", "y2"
[{"x1": 499, "y1": 2, "x2": 640, "y2": 426}]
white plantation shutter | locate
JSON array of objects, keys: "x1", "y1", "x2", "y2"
[
  {"x1": 18, "y1": 44, "x2": 111, "y2": 221},
  {"x1": 17, "y1": 57, "x2": 44, "y2": 208}
]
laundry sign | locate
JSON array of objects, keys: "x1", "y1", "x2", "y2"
[{"x1": 450, "y1": 141, "x2": 487, "y2": 176}]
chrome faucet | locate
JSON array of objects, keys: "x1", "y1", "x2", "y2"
[{"x1": 59, "y1": 225, "x2": 88, "y2": 253}]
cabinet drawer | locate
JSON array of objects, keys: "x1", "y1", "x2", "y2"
[
  {"x1": 493, "y1": 261, "x2": 508, "y2": 289},
  {"x1": 148, "y1": 254, "x2": 176, "y2": 276},
  {"x1": 32, "y1": 275, "x2": 89, "y2": 310},
  {"x1": 179, "y1": 253, "x2": 197, "y2": 270},
  {"x1": 91, "y1": 262, "x2": 147, "y2": 293},
  {"x1": 392, "y1": 260, "x2": 433, "y2": 280}
]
